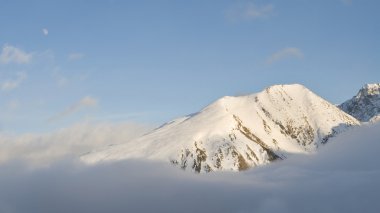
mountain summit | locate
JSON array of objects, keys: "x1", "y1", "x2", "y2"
[
  {"x1": 82, "y1": 84, "x2": 359, "y2": 172},
  {"x1": 339, "y1": 83, "x2": 380, "y2": 122}
]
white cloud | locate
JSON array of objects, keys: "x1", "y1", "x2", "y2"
[
  {"x1": 226, "y1": 1, "x2": 274, "y2": 22},
  {"x1": 68, "y1": 53, "x2": 85, "y2": 61},
  {"x1": 0, "y1": 123, "x2": 379, "y2": 212},
  {"x1": 266, "y1": 47, "x2": 304, "y2": 64},
  {"x1": 1, "y1": 72, "x2": 27, "y2": 91},
  {"x1": 0, "y1": 44, "x2": 32, "y2": 64},
  {"x1": 42, "y1": 28, "x2": 49, "y2": 36},
  {"x1": 0, "y1": 122, "x2": 151, "y2": 167},
  {"x1": 48, "y1": 96, "x2": 99, "y2": 122}
]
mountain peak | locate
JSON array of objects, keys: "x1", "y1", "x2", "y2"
[
  {"x1": 82, "y1": 84, "x2": 359, "y2": 172},
  {"x1": 266, "y1": 83, "x2": 307, "y2": 91},
  {"x1": 204, "y1": 84, "x2": 309, "y2": 112},
  {"x1": 339, "y1": 83, "x2": 380, "y2": 122},
  {"x1": 359, "y1": 83, "x2": 380, "y2": 96},
  {"x1": 263, "y1": 84, "x2": 312, "y2": 98}
]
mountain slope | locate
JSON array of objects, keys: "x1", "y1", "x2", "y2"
[
  {"x1": 82, "y1": 84, "x2": 359, "y2": 172},
  {"x1": 339, "y1": 83, "x2": 380, "y2": 122}
]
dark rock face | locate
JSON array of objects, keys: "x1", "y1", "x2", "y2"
[{"x1": 339, "y1": 84, "x2": 380, "y2": 122}]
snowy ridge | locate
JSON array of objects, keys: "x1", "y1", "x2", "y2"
[
  {"x1": 339, "y1": 83, "x2": 380, "y2": 122},
  {"x1": 81, "y1": 84, "x2": 359, "y2": 172}
]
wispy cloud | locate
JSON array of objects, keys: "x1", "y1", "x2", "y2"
[
  {"x1": 1, "y1": 72, "x2": 27, "y2": 91},
  {"x1": 57, "y1": 75, "x2": 68, "y2": 87},
  {"x1": 48, "y1": 96, "x2": 99, "y2": 122},
  {"x1": 52, "y1": 68, "x2": 69, "y2": 87},
  {"x1": 42, "y1": 28, "x2": 49, "y2": 36},
  {"x1": 0, "y1": 44, "x2": 32, "y2": 64},
  {"x1": 266, "y1": 47, "x2": 304, "y2": 64},
  {"x1": 68, "y1": 53, "x2": 85, "y2": 61},
  {"x1": 226, "y1": 1, "x2": 274, "y2": 22},
  {"x1": 6, "y1": 99, "x2": 20, "y2": 110}
]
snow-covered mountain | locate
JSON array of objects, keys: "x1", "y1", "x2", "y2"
[
  {"x1": 81, "y1": 84, "x2": 359, "y2": 172},
  {"x1": 339, "y1": 83, "x2": 380, "y2": 122}
]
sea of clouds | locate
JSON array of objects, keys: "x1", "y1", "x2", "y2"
[{"x1": 0, "y1": 122, "x2": 379, "y2": 213}]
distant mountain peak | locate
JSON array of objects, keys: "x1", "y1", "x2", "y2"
[
  {"x1": 339, "y1": 83, "x2": 380, "y2": 122},
  {"x1": 359, "y1": 83, "x2": 380, "y2": 96}
]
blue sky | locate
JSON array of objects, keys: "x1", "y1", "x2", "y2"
[{"x1": 0, "y1": 0, "x2": 379, "y2": 133}]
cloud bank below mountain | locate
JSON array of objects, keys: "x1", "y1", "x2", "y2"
[{"x1": 0, "y1": 122, "x2": 379, "y2": 212}]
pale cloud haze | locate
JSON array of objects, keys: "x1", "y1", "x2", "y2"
[
  {"x1": 68, "y1": 53, "x2": 85, "y2": 61},
  {"x1": 226, "y1": 1, "x2": 274, "y2": 22},
  {"x1": 48, "y1": 96, "x2": 99, "y2": 122},
  {"x1": 341, "y1": 0, "x2": 353, "y2": 5},
  {"x1": 6, "y1": 99, "x2": 20, "y2": 110},
  {"x1": 244, "y1": 3, "x2": 273, "y2": 19},
  {"x1": 1, "y1": 72, "x2": 27, "y2": 91}
]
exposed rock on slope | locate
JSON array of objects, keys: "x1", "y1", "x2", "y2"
[
  {"x1": 339, "y1": 83, "x2": 380, "y2": 122},
  {"x1": 82, "y1": 84, "x2": 359, "y2": 172}
]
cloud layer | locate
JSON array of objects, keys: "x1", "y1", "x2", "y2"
[
  {"x1": 0, "y1": 121, "x2": 379, "y2": 212},
  {"x1": 0, "y1": 122, "x2": 151, "y2": 167}
]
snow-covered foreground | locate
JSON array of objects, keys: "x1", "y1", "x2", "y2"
[{"x1": 0, "y1": 123, "x2": 379, "y2": 213}]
